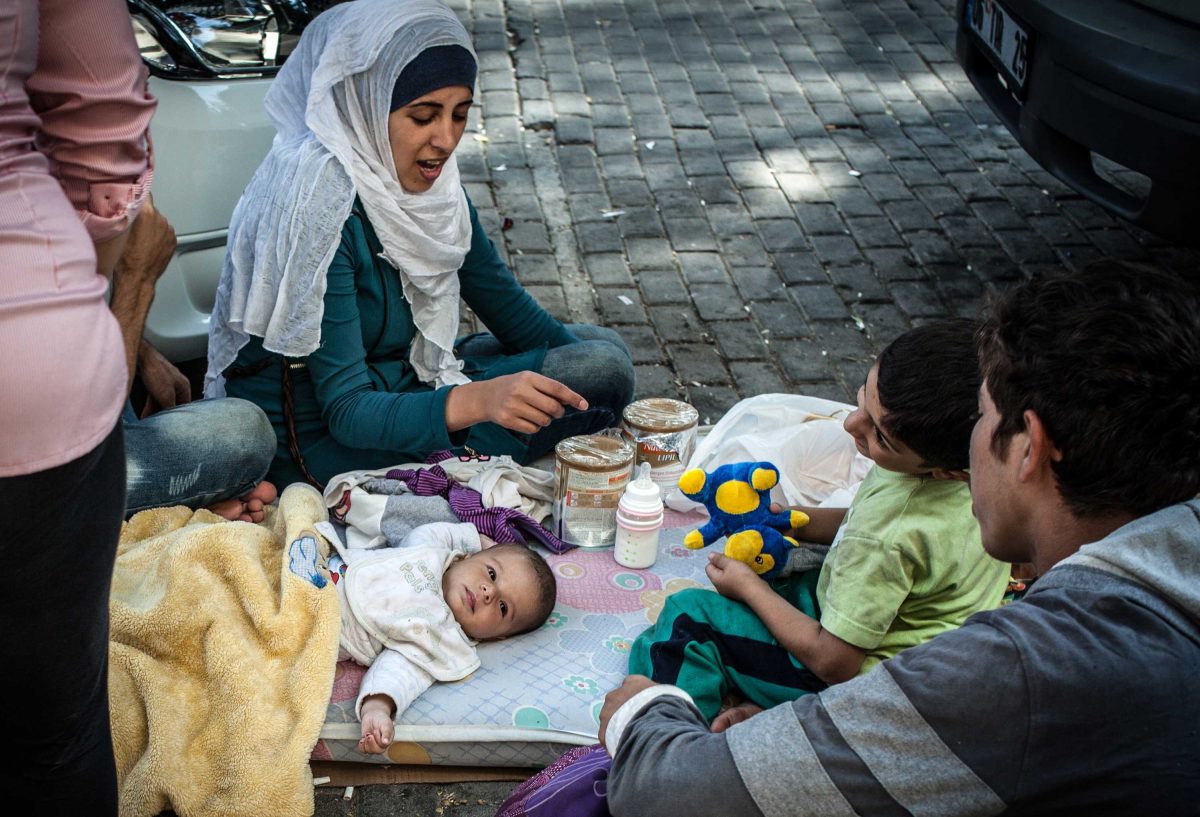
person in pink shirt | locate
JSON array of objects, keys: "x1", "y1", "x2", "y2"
[{"x1": 0, "y1": 1, "x2": 153, "y2": 812}]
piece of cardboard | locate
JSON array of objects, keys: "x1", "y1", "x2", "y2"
[{"x1": 310, "y1": 761, "x2": 532, "y2": 787}]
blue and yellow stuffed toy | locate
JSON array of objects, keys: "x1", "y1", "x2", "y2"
[{"x1": 678, "y1": 461, "x2": 810, "y2": 578}]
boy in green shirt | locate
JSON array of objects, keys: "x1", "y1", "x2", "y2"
[{"x1": 628, "y1": 318, "x2": 1010, "y2": 728}]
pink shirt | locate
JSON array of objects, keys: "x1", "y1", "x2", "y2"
[{"x1": 0, "y1": 0, "x2": 155, "y2": 476}]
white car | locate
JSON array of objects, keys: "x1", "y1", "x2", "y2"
[{"x1": 129, "y1": 1, "x2": 345, "y2": 361}]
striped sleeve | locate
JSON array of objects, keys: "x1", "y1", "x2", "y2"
[{"x1": 612, "y1": 620, "x2": 1027, "y2": 817}]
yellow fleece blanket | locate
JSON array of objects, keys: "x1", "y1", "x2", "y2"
[{"x1": 109, "y1": 484, "x2": 340, "y2": 817}]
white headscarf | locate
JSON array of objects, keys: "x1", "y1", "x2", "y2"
[{"x1": 205, "y1": 0, "x2": 475, "y2": 398}]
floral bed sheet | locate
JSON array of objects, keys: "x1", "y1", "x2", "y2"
[{"x1": 312, "y1": 510, "x2": 708, "y2": 767}]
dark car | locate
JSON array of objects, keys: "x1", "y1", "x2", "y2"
[{"x1": 955, "y1": 0, "x2": 1200, "y2": 245}]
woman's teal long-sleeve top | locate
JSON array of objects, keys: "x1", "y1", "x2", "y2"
[{"x1": 225, "y1": 195, "x2": 578, "y2": 485}]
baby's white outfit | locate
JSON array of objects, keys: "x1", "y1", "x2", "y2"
[{"x1": 331, "y1": 521, "x2": 481, "y2": 717}]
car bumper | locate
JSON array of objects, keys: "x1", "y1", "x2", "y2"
[{"x1": 956, "y1": 0, "x2": 1200, "y2": 244}]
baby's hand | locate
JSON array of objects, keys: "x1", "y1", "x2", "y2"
[
  {"x1": 706, "y1": 552, "x2": 764, "y2": 603},
  {"x1": 478, "y1": 532, "x2": 497, "y2": 549},
  {"x1": 358, "y1": 694, "x2": 395, "y2": 755}
]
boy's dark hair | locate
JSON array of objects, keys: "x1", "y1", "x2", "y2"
[
  {"x1": 978, "y1": 259, "x2": 1200, "y2": 518},
  {"x1": 876, "y1": 317, "x2": 981, "y2": 471},
  {"x1": 491, "y1": 543, "x2": 557, "y2": 635}
]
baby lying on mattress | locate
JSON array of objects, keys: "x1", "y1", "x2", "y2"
[{"x1": 327, "y1": 521, "x2": 556, "y2": 754}]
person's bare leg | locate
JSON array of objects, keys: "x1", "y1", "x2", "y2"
[{"x1": 206, "y1": 481, "x2": 277, "y2": 522}]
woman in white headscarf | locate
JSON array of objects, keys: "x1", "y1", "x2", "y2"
[{"x1": 205, "y1": 0, "x2": 634, "y2": 487}]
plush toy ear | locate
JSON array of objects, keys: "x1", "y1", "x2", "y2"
[
  {"x1": 678, "y1": 468, "x2": 706, "y2": 497},
  {"x1": 750, "y1": 466, "x2": 778, "y2": 492}
]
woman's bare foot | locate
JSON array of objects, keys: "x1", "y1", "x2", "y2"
[
  {"x1": 206, "y1": 481, "x2": 278, "y2": 523},
  {"x1": 710, "y1": 701, "x2": 764, "y2": 733}
]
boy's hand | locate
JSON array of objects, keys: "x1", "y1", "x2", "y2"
[
  {"x1": 706, "y1": 553, "x2": 765, "y2": 603},
  {"x1": 478, "y1": 533, "x2": 497, "y2": 549},
  {"x1": 358, "y1": 694, "x2": 396, "y2": 755}
]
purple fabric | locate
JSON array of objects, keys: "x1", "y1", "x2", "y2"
[
  {"x1": 385, "y1": 455, "x2": 574, "y2": 553},
  {"x1": 494, "y1": 744, "x2": 612, "y2": 817}
]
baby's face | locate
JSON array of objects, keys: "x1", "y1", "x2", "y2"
[{"x1": 441, "y1": 547, "x2": 540, "y2": 640}]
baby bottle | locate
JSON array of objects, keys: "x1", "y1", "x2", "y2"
[{"x1": 614, "y1": 463, "x2": 664, "y2": 569}]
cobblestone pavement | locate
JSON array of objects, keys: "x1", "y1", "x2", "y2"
[{"x1": 312, "y1": 0, "x2": 1195, "y2": 813}]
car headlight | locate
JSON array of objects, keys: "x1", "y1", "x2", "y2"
[{"x1": 127, "y1": 1, "x2": 346, "y2": 79}]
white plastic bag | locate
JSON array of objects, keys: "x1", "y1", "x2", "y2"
[{"x1": 666, "y1": 393, "x2": 873, "y2": 512}]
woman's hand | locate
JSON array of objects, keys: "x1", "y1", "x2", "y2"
[{"x1": 444, "y1": 371, "x2": 587, "y2": 435}]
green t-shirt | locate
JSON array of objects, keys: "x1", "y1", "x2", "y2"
[{"x1": 815, "y1": 465, "x2": 1009, "y2": 674}]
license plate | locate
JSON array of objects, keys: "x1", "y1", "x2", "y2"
[{"x1": 966, "y1": 0, "x2": 1032, "y2": 96}]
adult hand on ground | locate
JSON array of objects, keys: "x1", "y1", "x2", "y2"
[
  {"x1": 598, "y1": 674, "x2": 658, "y2": 753},
  {"x1": 706, "y1": 552, "x2": 765, "y2": 604},
  {"x1": 137, "y1": 339, "x2": 191, "y2": 417},
  {"x1": 357, "y1": 694, "x2": 396, "y2": 755},
  {"x1": 444, "y1": 371, "x2": 587, "y2": 435}
]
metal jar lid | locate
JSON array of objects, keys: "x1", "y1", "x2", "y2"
[
  {"x1": 554, "y1": 433, "x2": 634, "y2": 470},
  {"x1": 622, "y1": 398, "x2": 699, "y2": 433}
]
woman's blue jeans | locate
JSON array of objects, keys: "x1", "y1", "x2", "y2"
[
  {"x1": 455, "y1": 323, "x2": 636, "y2": 462},
  {"x1": 122, "y1": 397, "x2": 276, "y2": 516}
]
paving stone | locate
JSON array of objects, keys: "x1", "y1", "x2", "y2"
[
  {"x1": 501, "y1": 220, "x2": 552, "y2": 254},
  {"x1": 710, "y1": 320, "x2": 772, "y2": 360},
  {"x1": 777, "y1": 172, "x2": 832, "y2": 204},
  {"x1": 523, "y1": 284, "x2": 569, "y2": 321},
  {"x1": 690, "y1": 176, "x2": 742, "y2": 205},
  {"x1": 634, "y1": 363, "x2": 686, "y2": 401},
  {"x1": 741, "y1": 188, "x2": 793, "y2": 221},
  {"x1": 688, "y1": 385, "x2": 743, "y2": 425},
  {"x1": 511, "y1": 253, "x2": 561, "y2": 285},
  {"x1": 657, "y1": 190, "x2": 707, "y2": 220},
  {"x1": 809, "y1": 319, "x2": 876, "y2": 366},
  {"x1": 614, "y1": 207, "x2": 665, "y2": 239},
  {"x1": 649, "y1": 304, "x2": 705, "y2": 344},
  {"x1": 730, "y1": 266, "x2": 787, "y2": 300},
  {"x1": 810, "y1": 233, "x2": 866, "y2": 267},
  {"x1": 665, "y1": 218, "x2": 719, "y2": 251},
  {"x1": 601, "y1": 153, "x2": 645, "y2": 180},
  {"x1": 691, "y1": 282, "x2": 748, "y2": 321},
  {"x1": 678, "y1": 252, "x2": 731, "y2": 285},
  {"x1": 625, "y1": 237, "x2": 675, "y2": 270},
  {"x1": 584, "y1": 252, "x2": 635, "y2": 286},
  {"x1": 607, "y1": 178, "x2": 655, "y2": 208},
  {"x1": 705, "y1": 203, "x2": 757, "y2": 237},
  {"x1": 719, "y1": 234, "x2": 772, "y2": 268},
  {"x1": 773, "y1": 337, "x2": 836, "y2": 383},
  {"x1": 795, "y1": 202, "x2": 848, "y2": 236},
  {"x1": 757, "y1": 219, "x2": 809, "y2": 253},
  {"x1": 669, "y1": 344, "x2": 733, "y2": 388},
  {"x1": 637, "y1": 268, "x2": 691, "y2": 305},
  {"x1": 772, "y1": 250, "x2": 829, "y2": 285},
  {"x1": 828, "y1": 262, "x2": 892, "y2": 302},
  {"x1": 890, "y1": 280, "x2": 949, "y2": 318},
  {"x1": 614, "y1": 323, "x2": 672, "y2": 364},
  {"x1": 749, "y1": 299, "x2": 809, "y2": 339},
  {"x1": 785, "y1": 281, "x2": 850, "y2": 323},
  {"x1": 734, "y1": 361, "x2": 793, "y2": 396},
  {"x1": 598, "y1": 287, "x2": 650, "y2": 323},
  {"x1": 575, "y1": 220, "x2": 624, "y2": 254}
]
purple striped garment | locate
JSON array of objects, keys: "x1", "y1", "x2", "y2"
[{"x1": 385, "y1": 453, "x2": 573, "y2": 553}]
